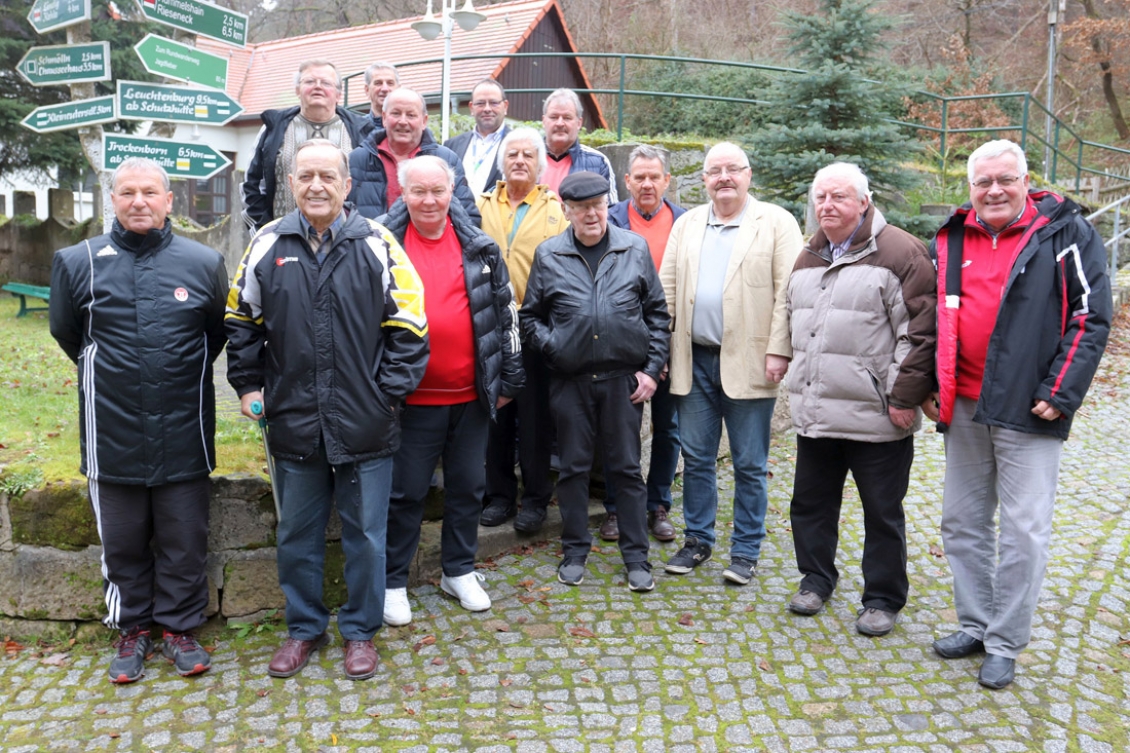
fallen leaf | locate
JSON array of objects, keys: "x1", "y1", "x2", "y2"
[
  {"x1": 40, "y1": 652, "x2": 68, "y2": 667},
  {"x1": 453, "y1": 629, "x2": 469, "y2": 642},
  {"x1": 500, "y1": 678, "x2": 512, "y2": 686},
  {"x1": 108, "y1": 733, "x2": 120, "y2": 739},
  {"x1": 367, "y1": 712, "x2": 381, "y2": 718},
  {"x1": 94, "y1": 709, "x2": 107, "y2": 715},
  {"x1": 518, "y1": 594, "x2": 539, "y2": 604},
  {"x1": 257, "y1": 689, "x2": 270, "y2": 697},
  {"x1": 518, "y1": 578, "x2": 535, "y2": 590},
  {"x1": 928, "y1": 544, "x2": 946, "y2": 558},
  {"x1": 758, "y1": 658, "x2": 770, "y2": 671},
  {"x1": 544, "y1": 704, "x2": 554, "y2": 711},
  {"x1": 458, "y1": 668, "x2": 468, "y2": 675},
  {"x1": 431, "y1": 657, "x2": 444, "y2": 666},
  {"x1": 537, "y1": 586, "x2": 552, "y2": 592},
  {"x1": 569, "y1": 626, "x2": 597, "y2": 639},
  {"x1": 4, "y1": 639, "x2": 26, "y2": 656},
  {"x1": 405, "y1": 707, "x2": 416, "y2": 716},
  {"x1": 495, "y1": 623, "x2": 511, "y2": 633},
  {"x1": 694, "y1": 637, "x2": 708, "y2": 645},
  {"x1": 516, "y1": 616, "x2": 528, "y2": 624},
  {"x1": 508, "y1": 700, "x2": 525, "y2": 708},
  {"x1": 331, "y1": 733, "x2": 338, "y2": 744},
  {"x1": 677, "y1": 613, "x2": 694, "y2": 627},
  {"x1": 420, "y1": 635, "x2": 436, "y2": 646}
]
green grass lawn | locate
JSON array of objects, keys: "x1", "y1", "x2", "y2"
[{"x1": 0, "y1": 295, "x2": 266, "y2": 490}]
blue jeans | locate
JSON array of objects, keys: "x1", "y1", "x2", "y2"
[
  {"x1": 604, "y1": 374, "x2": 680, "y2": 514},
  {"x1": 274, "y1": 441, "x2": 392, "y2": 642},
  {"x1": 677, "y1": 345, "x2": 775, "y2": 561}
]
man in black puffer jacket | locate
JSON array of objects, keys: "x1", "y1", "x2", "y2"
[
  {"x1": 375, "y1": 155, "x2": 523, "y2": 627},
  {"x1": 520, "y1": 172, "x2": 669, "y2": 593},
  {"x1": 50, "y1": 158, "x2": 228, "y2": 684},
  {"x1": 348, "y1": 88, "x2": 480, "y2": 223}
]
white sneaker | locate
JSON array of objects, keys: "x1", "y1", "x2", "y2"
[
  {"x1": 383, "y1": 587, "x2": 412, "y2": 626},
  {"x1": 440, "y1": 571, "x2": 492, "y2": 612}
]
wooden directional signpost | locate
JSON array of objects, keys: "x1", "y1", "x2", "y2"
[
  {"x1": 117, "y1": 80, "x2": 243, "y2": 125},
  {"x1": 17, "y1": 41, "x2": 111, "y2": 86},
  {"x1": 134, "y1": 33, "x2": 228, "y2": 89},
  {"x1": 138, "y1": 0, "x2": 249, "y2": 48},
  {"x1": 27, "y1": 0, "x2": 91, "y2": 34},
  {"x1": 21, "y1": 96, "x2": 116, "y2": 134},
  {"x1": 103, "y1": 134, "x2": 232, "y2": 180}
]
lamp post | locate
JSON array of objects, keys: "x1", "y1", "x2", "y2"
[{"x1": 411, "y1": 0, "x2": 486, "y2": 143}]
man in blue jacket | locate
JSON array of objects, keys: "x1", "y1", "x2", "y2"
[
  {"x1": 227, "y1": 139, "x2": 429, "y2": 681},
  {"x1": 601, "y1": 145, "x2": 686, "y2": 544},
  {"x1": 348, "y1": 88, "x2": 479, "y2": 222},
  {"x1": 50, "y1": 157, "x2": 228, "y2": 684}
]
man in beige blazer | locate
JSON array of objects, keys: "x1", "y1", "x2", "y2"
[{"x1": 658, "y1": 142, "x2": 802, "y2": 585}]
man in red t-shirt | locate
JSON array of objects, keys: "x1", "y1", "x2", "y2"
[
  {"x1": 376, "y1": 155, "x2": 523, "y2": 627},
  {"x1": 603, "y1": 145, "x2": 686, "y2": 544}
]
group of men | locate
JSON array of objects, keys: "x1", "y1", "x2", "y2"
[{"x1": 48, "y1": 53, "x2": 1111, "y2": 692}]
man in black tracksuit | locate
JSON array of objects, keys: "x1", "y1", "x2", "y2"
[
  {"x1": 50, "y1": 157, "x2": 228, "y2": 683},
  {"x1": 520, "y1": 172, "x2": 669, "y2": 592}
]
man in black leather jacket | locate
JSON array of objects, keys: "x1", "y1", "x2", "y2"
[{"x1": 519, "y1": 172, "x2": 669, "y2": 592}]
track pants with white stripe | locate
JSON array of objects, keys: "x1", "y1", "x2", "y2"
[{"x1": 90, "y1": 477, "x2": 211, "y2": 633}]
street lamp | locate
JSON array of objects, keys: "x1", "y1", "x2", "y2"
[{"x1": 412, "y1": 0, "x2": 486, "y2": 142}]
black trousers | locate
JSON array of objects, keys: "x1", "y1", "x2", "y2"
[
  {"x1": 89, "y1": 477, "x2": 211, "y2": 633},
  {"x1": 550, "y1": 374, "x2": 649, "y2": 565},
  {"x1": 485, "y1": 346, "x2": 554, "y2": 511},
  {"x1": 387, "y1": 400, "x2": 489, "y2": 588},
  {"x1": 790, "y1": 435, "x2": 912, "y2": 612}
]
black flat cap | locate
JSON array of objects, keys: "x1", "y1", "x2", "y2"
[{"x1": 558, "y1": 171, "x2": 609, "y2": 202}]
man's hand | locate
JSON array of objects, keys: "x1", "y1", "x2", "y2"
[
  {"x1": 888, "y1": 405, "x2": 916, "y2": 430},
  {"x1": 660, "y1": 363, "x2": 669, "y2": 382},
  {"x1": 240, "y1": 391, "x2": 265, "y2": 420},
  {"x1": 496, "y1": 395, "x2": 513, "y2": 410},
  {"x1": 1032, "y1": 399, "x2": 1062, "y2": 421},
  {"x1": 630, "y1": 372, "x2": 658, "y2": 404},
  {"x1": 921, "y1": 392, "x2": 940, "y2": 422},
  {"x1": 765, "y1": 354, "x2": 790, "y2": 384}
]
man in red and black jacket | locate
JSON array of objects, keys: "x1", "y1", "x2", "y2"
[{"x1": 926, "y1": 139, "x2": 1112, "y2": 690}]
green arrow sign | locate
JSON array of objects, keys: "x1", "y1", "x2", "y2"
[
  {"x1": 103, "y1": 134, "x2": 231, "y2": 180},
  {"x1": 117, "y1": 80, "x2": 243, "y2": 125},
  {"x1": 28, "y1": 0, "x2": 90, "y2": 34},
  {"x1": 134, "y1": 33, "x2": 228, "y2": 89},
  {"x1": 21, "y1": 96, "x2": 116, "y2": 134},
  {"x1": 17, "y1": 42, "x2": 111, "y2": 86},
  {"x1": 137, "y1": 0, "x2": 249, "y2": 48}
]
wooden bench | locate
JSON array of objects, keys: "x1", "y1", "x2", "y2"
[{"x1": 2, "y1": 282, "x2": 50, "y2": 318}]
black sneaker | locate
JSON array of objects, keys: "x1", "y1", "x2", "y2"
[
  {"x1": 557, "y1": 556, "x2": 587, "y2": 586},
  {"x1": 722, "y1": 557, "x2": 757, "y2": 585},
  {"x1": 480, "y1": 501, "x2": 516, "y2": 527},
  {"x1": 664, "y1": 537, "x2": 712, "y2": 574},
  {"x1": 162, "y1": 631, "x2": 211, "y2": 676},
  {"x1": 514, "y1": 505, "x2": 547, "y2": 533},
  {"x1": 108, "y1": 626, "x2": 154, "y2": 684}
]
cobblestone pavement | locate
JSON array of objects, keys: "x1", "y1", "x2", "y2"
[{"x1": 3, "y1": 315, "x2": 1130, "y2": 753}]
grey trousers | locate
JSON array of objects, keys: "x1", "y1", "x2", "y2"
[{"x1": 940, "y1": 397, "x2": 1063, "y2": 658}]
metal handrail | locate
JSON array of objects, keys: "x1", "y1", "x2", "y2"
[
  {"x1": 346, "y1": 51, "x2": 1130, "y2": 196},
  {"x1": 1087, "y1": 194, "x2": 1130, "y2": 272}
]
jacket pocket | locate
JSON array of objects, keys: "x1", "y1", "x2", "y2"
[{"x1": 866, "y1": 369, "x2": 889, "y2": 413}]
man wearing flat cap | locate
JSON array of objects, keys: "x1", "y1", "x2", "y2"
[{"x1": 520, "y1": 171, "x2": 670, "y2": 592}]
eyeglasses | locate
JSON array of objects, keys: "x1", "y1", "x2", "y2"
[
  {"x1": 471, "y1": 99, "x2": 504, "y2": 108},
  {"x1": 971, "y1": 175, "x2": 1021, "y2": 190},
  {"x1": 704, "y1": 165, "x2": 750, "y2": 178},
  {"x1": 300, "y1": 78, "x2": 338, "y2": 89}
]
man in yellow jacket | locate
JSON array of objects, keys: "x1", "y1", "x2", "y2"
[
  {"x1": 477, "y1": 127, "x2": 567, "y2": 532},
  {"x1": 658, "y1": 142, "x2": 802, "y2": 585}
]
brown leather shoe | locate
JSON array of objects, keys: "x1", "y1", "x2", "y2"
[
  {"x1": 599, "y1": 513, "x2": 620, "y2": 541},
  {"x1": 343, "y1": 639, "x2": 379, "y2": 680},
  {"x1": 267, "y1": 633, "x2": 329, "y2": 678},
  {"x1": 648, "y1": 508, "x2": 676, "y2": 541}
]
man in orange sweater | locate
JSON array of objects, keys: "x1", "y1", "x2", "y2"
[{"x1": 603, "y1": 145, "x2": 686, "y2": 544}]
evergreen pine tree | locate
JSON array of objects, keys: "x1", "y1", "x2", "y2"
[{"x1": 748, "y1": 0, "x2": 924, "y2": 230}]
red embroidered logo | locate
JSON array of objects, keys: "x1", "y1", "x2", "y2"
[{"x1": 174, "y1": 287, "x2": 189, "y2": 302}]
